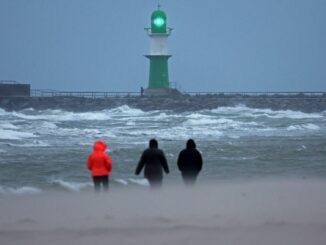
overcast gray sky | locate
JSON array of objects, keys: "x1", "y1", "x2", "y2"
[{"x1": 0, "y1": 0, "x2": 325, "y2": 92}]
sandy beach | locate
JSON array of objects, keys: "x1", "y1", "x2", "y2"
[{"x1": 1, "y1": 180, "x2": 326, "y2": 245}]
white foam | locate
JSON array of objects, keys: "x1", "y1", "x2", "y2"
[
  {"x1": 128, "y1": 178, "x2": 150, "y2": 187},
  {"x1": 183, "y1": 118, "x2": 220, "y2": 126},
  {"x1": 182, "y1": 117, "x2": 258, "y2": 132},
  {"x1": 0, "y1": 186, "x2": 42, "y2": 195},
  {"x1": 50, "y1": 179, "x2": 93, "y2": 192},
  {"x1": 210, "y1": 105, "x2": 323, "y2": 119},
  {"x1": 114, "y1": 179, "x2": 129, "y2": 186},
  {"x1": 16, "y1": 140, "x2": 50, "y2": 147},
  {"x1": 0, "y1": 122, "x2": 19, "y2": 130},
  {"x1": 7, "y1": 106, "x2": 144, "y2": 122},
  {"x1": 41, "y1": 122, "x2": 58, "y2": 129},
  {"x1": 0, "y1": 108, "x2": 9, "y2": 116},
  {"x1": 126, "y1": 121, "x2": 136, "y2": 126},
  {"x1": 108, "y1": 105, "x2": 145, "y2": 116},
  {"x1": 187, "y1": 113, "x2": 208, "y2": 119},
  {"x1": 0, "y1": 129, "x2": 36, "y2": 140},
  {"x1": 12, "y1": 110, "x2": 111, "y2": 121},
  {"x1": 287, "y1": 123, "x2": 320, "y2": 131}
]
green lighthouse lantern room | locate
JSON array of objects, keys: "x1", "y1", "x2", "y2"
[
  {"x1": 151, "y1": 9, "x2": 167, "y2": 33},
  {"x1": 145, "y1": 6, "x2": 172, "y2": 90}
]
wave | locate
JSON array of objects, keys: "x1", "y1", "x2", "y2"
[
  {"x1": 209, "y1": 105, "x2": 323, "y2": 119},
  {"x1": 112, "y1": 178, "x2": 150, "y2": 187},
  {"x1": 0, "y1": 108, "x2": 9, "y2": 116},
  {"x1": 287, "y1": 123, "x2": 320, "y2": 131},
  {"x1": 0, "y1": 186, "x2": 42, "y2": 195},
  {"x1": 0, "y1": 122, "x2": 19, "y2": 130},
  {"x1": 49, "y1": 179, "x2": 93, "y2": 192},
  {"x1": 12, "y1": 110, "x2": 112, "y2": 121},
  {"x1": 0, "y1": 129, "x2": 36, "y2": 140},
  {"x1": 183, "y1": 117, "x2": 258, "y2": 128},
  {"x1": 8, "y1": 105, "x2": 145, "y2": 122},
  {"x1": 114, "y1": 179, "x2": 129, "y2": 186},
  {"x1": 128, "y1": 178, "x2": 150, "y2": 186},
  {"x1": 108, "y1": 105, "x2": 145, "y2": 115},
  {"x1": 5, "y1": 140, "x2": 50, "y2": 147}
]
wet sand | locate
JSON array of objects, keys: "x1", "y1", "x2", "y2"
[{"x1": 1, "y1": 180, "x2": 326, "y2": 245}]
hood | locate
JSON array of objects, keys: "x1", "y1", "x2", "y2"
[
  {"x1": 186, "y1": 139, "x2": 196, "y2": 149},
  {"x1": 149, "y1": 139, "x2": 158, "y2": 149},
  {"x1": 93, "y1": 140, "x2": 107, "y2": 152}
]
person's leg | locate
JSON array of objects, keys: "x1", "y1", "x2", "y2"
[
  {"x1": 149, "y1": 178, "x2": 162, "y2": 190},
  {"x1": 102, "y1": 175, "x2": 109, "y2": 191},
  {"x1": 182, "y1": 172, "x2": 197, "y2": 186},
  {"x1": 93, "y1": 176, "x2": 101, "y2": 192}
]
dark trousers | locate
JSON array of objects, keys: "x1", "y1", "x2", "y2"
[
  {"x1": 147, "y1": 177, "x2": 163, "y2": 189},
  {"x1": 182, "y1": 172, "x2": 198, "y2": 186},
  {"x1": 93, "y1": 175, "x2": 109, "y2": 192}
]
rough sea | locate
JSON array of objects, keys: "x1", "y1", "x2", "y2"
[{"x1": 0, "y1": 105, "x2": 325, "y2": 195}]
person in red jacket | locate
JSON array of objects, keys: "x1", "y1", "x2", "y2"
[{"x1": 87, "y1": 140, "x2": 112, "y2": 192}]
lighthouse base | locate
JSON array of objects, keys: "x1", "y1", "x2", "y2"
[{"x1": 144, "y1": 88, "x2": 182, "y2": 97}]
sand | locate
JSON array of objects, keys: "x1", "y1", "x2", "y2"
[{"x1": 1, "y1": 180, "x2": 326, "y2": 245}]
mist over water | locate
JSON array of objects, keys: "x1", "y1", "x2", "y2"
[{"x1": 0, "y1": 105, "x2": 326, "y2": 194}]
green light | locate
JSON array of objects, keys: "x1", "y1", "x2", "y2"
[{"x1": 153, "y1": 17, "x2": 165, "y2": 27}]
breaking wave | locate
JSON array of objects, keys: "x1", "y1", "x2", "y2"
[
  {"x1": 49, "y1": 179, "x2": 93, "y2": 192},
  {"x1": 210, "y1": 105, "x2": 323, "y2": 119},
  {"x1": 0, "y1": 129, "x2": 36, "y2": 140},
  {"x1": 287, "y1": 123, "x2": 320, "y2": 131},
  {"x1": 0, "y1": 186, "x2": 42, "y2": 195}
]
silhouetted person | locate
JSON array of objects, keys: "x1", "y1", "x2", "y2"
[
  {"x1": 87, "y1": 140, "x2": 112, "y2": 192},
  {"x1": 177, "y1": 139, "x2": 203, "y2": 186},
  {"x1": 140, "y1": 86, "x2": 144, "y2": 97},
  {"x1": 135, "y1": 139, "x2": 169, "y2": 189}
]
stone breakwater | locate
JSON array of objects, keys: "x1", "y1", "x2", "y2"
[{"x1": 0, "y1": 94, "x2": 326, "y2": 112}]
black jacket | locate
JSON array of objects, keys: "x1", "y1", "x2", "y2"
[
  {"x1": 135, "y1": 147, "x2": 169, "y2": 180},
  {"x1": 177, "y1": 141, "x2": 203, "y2": 174}
]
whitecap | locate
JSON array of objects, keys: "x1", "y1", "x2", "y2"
[
  {"x1": 0, "y1": 129, "x2": 36, "y2": 140},
  {"x1": 0, "y1": 122, "x2": 19, "y2": 130},
  {"x1": 12, "y1": 110, "x2": 112, "y2": 121},
  {"x1": 209, "y1": 105, "x2": 323, "y2": 119},
  {"x1": 182, "y1": 117, "x2": 258, "y2": 131},
  {"x1": 114, "y1": 179, "x2": 129, "y2": 186},
  {"x1": 128, "y1": 178, "x2": 150, "y2": 187},
  {"x1": 107, "y1": 105, "x2": 145, "y2": 116},
  {"x1": 14, "y1": 140, "x2": 50, "y2": 147},
  {"x1": 126, "y1": 121, "x2": 136, "y2": 126},
  {"x1": 287, "y1": 123, "x2": 320, "y2": 131},
  {"x1": 0, "y1": 108, "x2": 9, "y2": 116},
  {"x1": 183, "y1": 118, "x2": 220, "y2": 126},
  {"x1": 0, "y1": 186, "x2": 42, "y2": 195},
  {"x1": 187, "y1": 113, "x2": 208, "y2": 119},
  {"x1": 41, "y1": 122, "x2": 58, "y2": 129},
  {"x1": 50, "y1": 179, "x2": 92, "y2": 192}
]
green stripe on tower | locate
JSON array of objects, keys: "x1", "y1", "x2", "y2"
[{"x1": 146, "y1": 55, "x2": 171, "y2": 89}]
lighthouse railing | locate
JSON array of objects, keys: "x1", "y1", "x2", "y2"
[{"x1": 145, "y1": 28, "x2": 173, "y2": 36}]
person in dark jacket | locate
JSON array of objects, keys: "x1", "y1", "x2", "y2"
[
  {"x1": 135, "y1": 139, "x2": 169, "y2": 189},
  {"x1": 177, "y1": 139, "x2": 203, "y2": 186}
]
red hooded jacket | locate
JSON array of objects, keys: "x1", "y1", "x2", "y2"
[{"x1": 87, "y1": 140, "x2": 112, "y2": 176}]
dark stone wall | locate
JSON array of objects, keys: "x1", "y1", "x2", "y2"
[
  {"x1": 0, "y1": 84, "x2": 31, "y2": 97},
  {"x1": 0, "y1": 94, "x2": 326, "y2": 113}
]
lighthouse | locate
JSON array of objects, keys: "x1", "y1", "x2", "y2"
[{"x1": 144, "y1": 6, "x2": 178, "y2": 95}]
